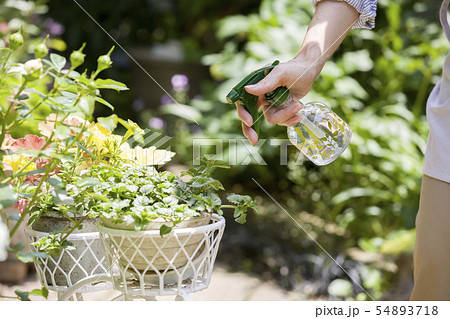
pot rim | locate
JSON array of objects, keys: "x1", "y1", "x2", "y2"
[
  {"x1": 25, "y1": 228, "x2": 100, "y2": 240},
  {"x1": 100, "y1": 211, "x2": 213, "y2": 230},
  {"x1": 98, "y1": 214, "x2": 225, "y2": 237}
]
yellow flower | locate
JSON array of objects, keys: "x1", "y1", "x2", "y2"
[
  {"x1": 88, "y1": 122, "x2": 111, "y2": 138},
  {"x1": 122, "y1": 119, "x2": 144, "y2": 143},
  {"x1": 103, "y1": 134, "x2": 123, "y2": 153},
  {"x1": 74, "y1": 160, "x2": 91, "y2": 174},
  {"x1": 2, "y1": 154, "x2": 37, "y2": 174},
  {"x1": 128, "y1": 119, "x2": 144, "y2": 134},
  {"x1": 118, "y1": 144, "x2": 175, "y2": 166},
  {"x1": 87, "y1": 122, "x2": 112, "y2": 151}
]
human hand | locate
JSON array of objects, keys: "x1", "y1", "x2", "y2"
[{"x1": 236, "y1": 58, "x2": 321, "y2": 145}]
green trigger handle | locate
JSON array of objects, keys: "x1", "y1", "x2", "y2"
[{"x1": 226, "y1": 60, "x2": 290, "y2": 137}]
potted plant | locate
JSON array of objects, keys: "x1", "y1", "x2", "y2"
[
  {"x1": 19, "y1": 112, "x2": 176, "y2": 286},
  {"x1": 0, "y1": 27, "x2": 155, "y2": 289},
  {"x1": 25, "y1": 120, "x2": 256, "y2": 291},
  {"x1": 88, "y1": 154, "x2": 256, "y2": 271}
]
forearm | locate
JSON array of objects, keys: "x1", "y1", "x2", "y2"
[{"x1": 294, "y1": 1, "x2": 359, "y2": 74}]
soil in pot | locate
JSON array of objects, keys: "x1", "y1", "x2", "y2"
[{"x1": 31, "y1": 215, "x2": 106, "y2": 287}]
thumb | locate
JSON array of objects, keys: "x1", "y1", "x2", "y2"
[{"x1": 244, "y1": 70, "x2": 282, "y2": 95}]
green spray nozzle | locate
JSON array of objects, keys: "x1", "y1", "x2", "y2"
[{"x1": 226, "y1": 60, "x2": 290, "y2": 137}]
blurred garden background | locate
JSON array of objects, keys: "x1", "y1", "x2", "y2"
[{"x1": 1, "y1": 0, "x2": 449, "y2": 300}]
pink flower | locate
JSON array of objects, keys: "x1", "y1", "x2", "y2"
[
  {"x1": 39, "y1": 113, "x2": 88, "y2": 138},
  {"x1": 38, "y1": 113, "x2": 60, "y2": 137},
  {"x1": 171, "y1": 74, "x2": 189, "y2": 92},
  {"x1": 1, "y1": 134, "x2": 16, "y2": 150},
  {"x1": 35, "y1": 158, "x2": 49, "y2": 170},
  {"x1": 148, "y1": 117, "x2": 166, "y2": 129},
  {"x1": 66, "y1": 115, "x2": 86, "y2": 127},
  {"x1": 13, "y1": 198, "x2": 30, "y2": 215},
  {"x1": 10, "y1": 134, "x2": 47, "y2": 152},
  {"x1": 0, "y1": 22, "x2": 9, "y2": 34},
  {"x1": 24, "y1": 158, "x2": 52, "y2": 185}
]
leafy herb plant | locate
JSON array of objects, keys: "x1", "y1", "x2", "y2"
[{"x1": 32, "y1": 154, "x2": 257, "y2": 248}]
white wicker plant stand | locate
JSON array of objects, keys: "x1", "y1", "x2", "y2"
[
  {"x1": 26, "y1": 229, "x2": 112, "y2": 301},
  {"x1": 98, "y1": 214, "x2": 225, "y2": 301}
]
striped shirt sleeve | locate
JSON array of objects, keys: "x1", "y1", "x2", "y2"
[{"x1": 312, "y1": 0, "x2": 378, "y2": 29}]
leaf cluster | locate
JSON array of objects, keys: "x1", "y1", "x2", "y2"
[{"x1": 31, "y1": 155, "x2": 257, "y2": 235}]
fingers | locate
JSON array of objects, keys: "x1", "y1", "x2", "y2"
[
  {"x1": 244, "y1": 67, "x2": 283, "y2": 95},
  {"x1": 279, "y1": 115, "x2": 302, "y2": 127},
  {"x1": 261, "y1": 101, "x2": 303, "y2": 126},
  {"x1": 242, "y1": 122, "x2": 258, "y2": 146},
  {"x1": 236, "y1": 102, "x2": 258, "y2": 145},
  {"x1": 235, "y1": 102, "x2": 253, "y2": 127}
]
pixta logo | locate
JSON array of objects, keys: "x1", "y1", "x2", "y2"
[{"x1": 192, "y1": 138, "x2": 305, "y2": 166}]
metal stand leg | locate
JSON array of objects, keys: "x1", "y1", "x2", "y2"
[
  {"x1": 143, "y1": 296, "x2": 157, "y2": 301},
  {"x1": 58, "y1": 274, "x2": 112, "y2": 301},
  {"x1": 124, "y1": 293, "x2": 133, "y2": 301},
  {"x1": 75, "y1": 293, "x2": 84, "y2": 301},
  {"x1": 175, "y1": 293, "x2": 192, "y2": 301}
]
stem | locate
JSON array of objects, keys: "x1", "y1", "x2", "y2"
[
  {"x1": 9, "y1": 125, "x2": 87, "y2": 237},
  {"x1": 60, "y1": 214, "x2": 90, "y2": 242},
  {"x1": 7, "y1": 64, "x2": 74, "y2": 133},
  {"x1": 0, "y1": 209, "x2": 8, "y2": 228},
  {"x1": 0, "y1": 81, "x2": 27, "y2": 152},
  {"x1": 9, "y1": 162, "x2": 56, "y2": 237},
  {"x1": 0, "y1": 50, "x2": 13, "y2": 76}
]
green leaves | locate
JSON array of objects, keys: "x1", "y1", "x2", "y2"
[
  {"x1": 16, "y1": 251, "x2": 48, "y2": 263},
  {"x1": 50, "y1": 53, "x2": 66, "y2": 72},
  {"x1": 97, "y1": 114, "x2": 118, "y2": 130},
  {"x1": 161, "y1": 103, "x2": 201, "y2": 123},
  {"x1": 76, "y1": 177, "x2": 100, "y2": 188},
  {"x1": 1, "y1": 30, "x2": 138, "y2": 257},
  {"x1": 189, "y1": 176, "x2": 224, "y2": 191},
  {"x1": 201, "y1": 154, "x2": 231, "y2": 169},
  {"x1": 0, "y1": 47, "x2": 12, "y2": 62},
  {"x1": 226, "y1": 193, "x2": 258, "y2": 224},
  {"x1": 83, "y1": 155, "x2": 257, "y2": 231},
  {"x1": 193, "y1": 193, "x2": 221, "y2": 212},
  {"x1": 15, "y1": 289, "x2": 30, "y2": 301},
  {"x1": 51, "y1": 189, "x2": 74, "y2": 206},
  {"x1": 31, "y1": 234, "x2": 75, "y2": 256},
  {"x1": 327, "y1": 279, "x2": 353, "y2": 298},
  {"x1": 0, "y1": 183, "x2": 18, "y2": 209},
  {"x1": 94, "y1": 78, "x2": 129, "y2": 91},
  {"x1": 139, "y1": 184, "x2": 154, "y2": 195},
  {"x1": 7, "y1": 243, "x2": 25, "y2": 253},
  {"x1": 15, "y1": 287, "x2": 49, "y2": 301},
  {"x1": 159, "y1": 224, "x2": 172, "y2": 237}
]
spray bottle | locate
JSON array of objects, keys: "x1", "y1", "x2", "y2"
[{"x1": 226, "y1": 60, "x2": 352, "y2": 166}]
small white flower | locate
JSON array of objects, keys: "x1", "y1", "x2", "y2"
[{"x1": 23, "y1": 58, "x2": 43, "y2": 75}]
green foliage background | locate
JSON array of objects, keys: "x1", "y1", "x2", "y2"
[
  {"x1": 9, "y1": 0, "x2": 448, "y2": 299},
  {"x1": 159, "y1": 0, "x2": 448, "y2": 299}
]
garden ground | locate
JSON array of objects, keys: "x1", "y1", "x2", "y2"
[{"x1": 0, "y1": 263, "x2": 303, "y2": 301}]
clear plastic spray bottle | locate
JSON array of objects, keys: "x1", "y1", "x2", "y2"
[{"x1": 227, "y1": 61, "x2": 352, "y2": 166}]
